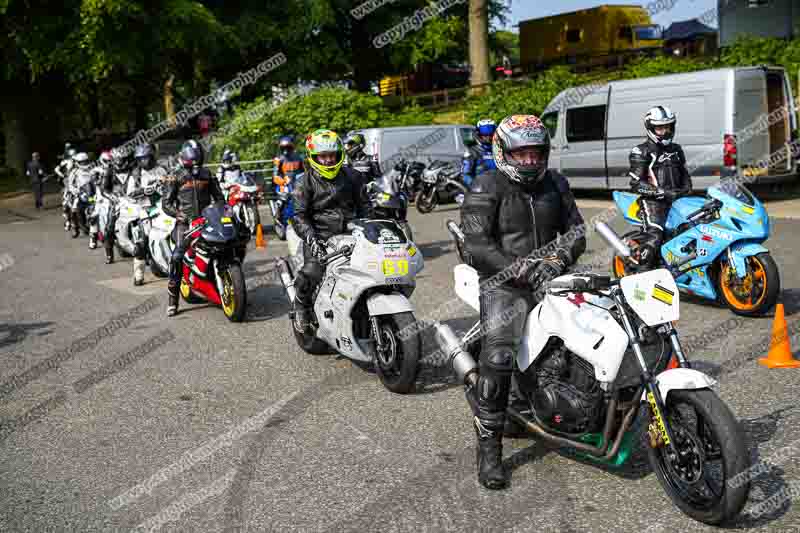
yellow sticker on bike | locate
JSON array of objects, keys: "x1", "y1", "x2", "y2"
[
  {"x1": 652, "y1": 284, "x2": 674, "y2": 305},
  {"x1": 221, "y1": 217, "x2": 232, "y2": 223},
  {"x1": 382, "y1": 259, "x2": 409, "y2": 276}
]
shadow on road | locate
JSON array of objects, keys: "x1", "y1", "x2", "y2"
[{"x1": 0, "y1": 321, "x2": 55, "y2": 350}]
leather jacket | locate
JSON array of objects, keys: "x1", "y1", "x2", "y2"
[
  {"x1": 346, "y1": 151, "x2": 381, "y2": 182},
  {"x1": 161, "y1": 167, "x2": 224, "y2": 222},
  {"x1": 628, "y1": 139, "x2": 693, "y2": 199},
  {"x1": 461, "y1": 169, "x2": 586, "y2": 279},
  {"x1": 293, "y1": 166, "x2": 367, "y2": 242}
]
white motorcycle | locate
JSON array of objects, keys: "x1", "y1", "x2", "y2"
[
  {"x1": 437, "y1": 221, "x2": 750, "y2": 525},
  {"x1": 221, "y1": 169, "x2": 262, "y2": 236},
  {"x1": 276, "y1": 219, "x2": 425, "y2": 394},
  {"x1": 146, "y1": 206, "x2": 176, "y2": 278},
  {"x1": 113, "y1": 185, "x2": 160, "y2": 259}
]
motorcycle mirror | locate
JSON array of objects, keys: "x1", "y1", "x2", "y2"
[{"x1": 595, "y1": 221, "x2": 631, "y2": 258}]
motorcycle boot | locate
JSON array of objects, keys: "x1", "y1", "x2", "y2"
[
  {"x1": 71, "y1": 210, "x2": 80, "y2": 238},
  {"x1": 504, "y1": 376, "x2": 531, "y2": 438},
  {"x1": 105, "y1": 247, "x2": 114, "y2": 264},
  {"x1": 89, "y1": 222, "x2": 99, "y2": 249},
  {"x1": 167, "y1": 282, "x2": 179, "y2": 317},
  {"x1": 133, "y1": 258, "x2": 146, "y2": 286},
  {"x1": 292, "y1": 297, "x2": 313, "y2": 333},
  {"x1": 474, "y1": 347, "x2": 513, "y2": 489}
]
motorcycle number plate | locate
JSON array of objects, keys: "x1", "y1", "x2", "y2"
[
  {"x1": 381, "y1": 259, "x2": 409, "y2": 277},
  {"x1": 620, "y1": 269, "x2": 680, "y2": 326}
]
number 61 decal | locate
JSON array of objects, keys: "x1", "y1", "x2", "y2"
[{"x1": 382, "y1": 259, "x2": 409, "y2": 276}]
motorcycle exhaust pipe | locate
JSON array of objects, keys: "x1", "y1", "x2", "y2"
[
  {"x1": 276, "y1": 258, "x2": 296, "y2": 302},
  {"x1": 595, "y1": 221, "x2": 632, "y2": 259},
  {"x1": 433, "y1": 321, "x2": 478, "y2": 387}
]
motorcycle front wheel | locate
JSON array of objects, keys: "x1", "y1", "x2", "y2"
[
  {"x1": 415, "y1": 189, "x2": 438, "y2": 214},
  {"x1": 646, "y1": 388, "x2": 749, "y2": 525},
  {"x1": 221, "y1": 263, "x2": 247, "y2": 322},
  {"x1": 373, "y1": 312, "x2": 420, "y2": 394},
  {"x1": 716, "y1": 252, "x2": 779, "y2": 317}
]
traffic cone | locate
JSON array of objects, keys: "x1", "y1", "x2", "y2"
[
  {"x1": 758, "y1": 301, "x2": 800, "y2": 368},
  {"x1": 255, "y1": 224, "x2": 266, "y2": 249}
]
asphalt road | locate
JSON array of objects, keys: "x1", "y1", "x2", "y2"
[{"x1": 2, "y1": 198, "x2": 800, "y2": 532}]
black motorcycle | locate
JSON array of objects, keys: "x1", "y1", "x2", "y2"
[
  {"x1": 415, "y1": 159, "x2": 467, "y2": 214},
  {"x1": 389, "y1": 159, "x2": 425, "y2": 201}
]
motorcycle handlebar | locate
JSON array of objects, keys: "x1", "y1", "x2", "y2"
[
  {"x1": 548, "y1": 274, "x2": 614, "y2": 292},
  {"x1": 320, "y1": 244, "x2": 354, "y2": 264}
]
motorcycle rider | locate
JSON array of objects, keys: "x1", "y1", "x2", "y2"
[
  {"x1": 628, "y1": 106, "x2": 693, "y2": 266},
  {"x1": 460, "y1": 115, "x2": 586, "y2": 490},
  {"x1": 68, "y1": 152, "x2": 96, "y2": 242},
  {"x1": 56, "y1": 148, "x2": 77, "y2": 231},
  {"x1": 101, "y1": 151, "x2": 127, "y2": 264},
  {"x1": 344, "y1": 133, "x2": 381, "y2": 182},
  {"x1": 272, "y1": 136, "x2": 304, "y2": 190},
  {"x1": 162, "y1": 139, "x2": 224, "y2": 317},
  {"x1": 125, "y1": 143, "x2": 168, "y2": 285},
  {"x1": 462, "y1": 119, "x2": 498, "y2": 190},
  {"x1": 291, "y1": 129, "x2": 366, "y2": 332},
  {"x1": 217, "y1": 149, "x2": 243, "y2": 193}
]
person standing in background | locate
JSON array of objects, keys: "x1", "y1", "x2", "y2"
[{"x1": 26, "y1": 152, "x2": 47, "y2": 209}]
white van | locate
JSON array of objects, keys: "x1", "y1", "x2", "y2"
[
  {"x1": 541, "y1": 66, "x2": 797, "y2": 190},
  {"x1": 347, "y1": 125, "x2": 474, "y2": 171}
]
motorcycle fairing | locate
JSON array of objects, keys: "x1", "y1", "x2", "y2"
[
  {"x1": 517, "y1": 274, "x2": 628, "y2": 385},
  {"x1": 619, "y1": 269, "x2": 680, "y2": 326}
]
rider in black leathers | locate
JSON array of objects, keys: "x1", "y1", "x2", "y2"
[
  {"x1": 291, "y1": 129, "x2": 366, "y2": 332},
  {"x1": 628, "y1": 105, "x2": 693, "y2": 266},
  {"x1": 161, "y1": 140, "x2": 224, "y2": 316},
  {"x1": 344, "y1": 133, "x2": 381, "y2": 183},
  {"x1": 460, "y1": 115, "x2": 586, "y2": 490}
]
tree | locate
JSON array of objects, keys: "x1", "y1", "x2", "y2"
[{"x1": 469, "y1": 0, "x2": 491, "y2": 90}]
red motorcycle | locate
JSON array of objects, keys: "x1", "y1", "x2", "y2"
[
  {"x1": 179, "y1": 203, "x2": 249, "y2": 322},
  {"x1": 222, "y1": 170, "x2": 262, "y2": 236}
]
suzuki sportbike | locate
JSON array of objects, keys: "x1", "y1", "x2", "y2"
[
  {"x1": 612, "y1": 182, "x2": 779, "y2": 316},
  {"x1": 178, "y1": 203, "x2": 249, "y2": 322},
  {"x1": 439, "y1": 221, "x2": 750, "y2": 525},
  {"x1": 416, "y1": 160, "x2": 467, "y2": 214},
  {"x1": 222, "y1": 169, "x2": 262, "y2": 236},
  {"x1": 276, "y1": 219, "x2": 424, "y2": 393}
]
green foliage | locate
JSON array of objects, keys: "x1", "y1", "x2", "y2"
[
  {"x1": 622, "y1": 55, "x2": 714, "y2": 79},
  {"x1": 719, "y1": 36, "x2": 800, "y2": 87}
]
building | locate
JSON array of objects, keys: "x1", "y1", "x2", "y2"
[
  {"x1": 718, "y1": 0, "x2": 799, "y2": 47},
  {"x1": 663, "y1": 20, "x2": 718, "y2": 57}
]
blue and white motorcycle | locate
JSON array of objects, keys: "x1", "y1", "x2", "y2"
[{"x1": 612, "y1": 182, "x2": 779, "y2": 316}]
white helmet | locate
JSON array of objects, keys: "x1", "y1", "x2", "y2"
[
  {"x1": 73, "y1": 152, "x2": 91, "y2": 168},
  {"x1": 644, "y1": 106, "x2": 676, "y2": 146}
]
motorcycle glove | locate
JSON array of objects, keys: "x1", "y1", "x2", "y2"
[{"x1": 306, "y1": 235, "x2": 327, "y2": 259}]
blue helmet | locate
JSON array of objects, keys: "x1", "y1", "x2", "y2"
[
  {"x1": 475, "y1": 119, "x2": 497, "y2": 148},
  {"x1": 278, "y1": 136, "x2": 294, "y2": 155}
]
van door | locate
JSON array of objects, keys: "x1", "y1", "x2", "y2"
[
  {"x1": 541, "y1": 110, "x2": 562, "y2": 171},
  {"x1": 560, "y1": 104, "x2": 608, "y2": 189},
  {"x1": 765, "y1": 68, "x2": 796, "y2": 175},
  {"x1": 734, "y1": 69, "x2": 770, "y2": 177}
]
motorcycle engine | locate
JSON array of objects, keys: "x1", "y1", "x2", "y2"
[{"x1": 532, "y1": 342, "x2": 604, "y2": 434}]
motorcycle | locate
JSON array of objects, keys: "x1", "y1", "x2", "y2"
[
  {"x1": 416, "y1": 159, "x2": 467, "y2": 214},
  {"x1": 146, "y1": 205, "x2": 177, "y2": 278},
  {"x1": 612, "y1": 181, "x2": 779, "y2": 316},
  {"x1": 440, "y1": 221, "x2": 750, "y2": 525},
  {"x1": 269, "y1": 173, "x2": 300, "y2": 241},
  {"x1": 388, "y1": 159, "x2": 426, "y2": 201},
  {"x1": 178, "y1": 202, "x2": 249, "y2": 322},
  {"x1": 365, "y1": 171, "x2": 413, "y2": 242},
  {"x1": 276, "y1": 219, "x2": 425, "y2": 393},
  {"x1": 221, "y1": 169, "x2": 262, "y2": 236},
  {"x1": 113, "y1": 185, "x2": 161, "y2": 259}
]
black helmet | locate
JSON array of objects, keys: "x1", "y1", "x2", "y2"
[
  {"x1": 493, "y1": 115, "x2": 551, "y2": 186},
  {"x1": 179, "y1": 139, "x2": 205, "y2": 169},
  {"x1": 344, "y1": 133, "x2": 366, "y2": 158},
  {"x1": 134, "y1": 143, "x2": 156, "y2": 170},
  {"x1": 278, "y1": 136, "x2": 294, "y2": 155}
]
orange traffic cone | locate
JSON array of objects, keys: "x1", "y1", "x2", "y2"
[
  {"x1": 255, "y1": 224, "x2": 266, "y2": 249},
  {"x1": 758, "y1": 301, "x2": 800, "y2": 368}
]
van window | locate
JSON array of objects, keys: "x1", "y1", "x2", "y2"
[
  {"x1": 460, "y1": 127, "x2": 474, "y2": 146},
  {"x1": 381, "y1": 128, "x2": 457, "y2": 162},
  {"x1": 541, "y1": 112, "x2": 558, "y2": 139},
  {"x1": 566, "y1": 29, "x2": 582, "y2": 43},
  {"x1": 566, "y1": 105, "x2": 606, "y2": 143}
]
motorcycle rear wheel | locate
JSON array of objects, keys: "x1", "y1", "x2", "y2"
[
  {"x1": 221, "y1": 263, "x2": 247, "y2": 322},
  {"x1": 646, "y1": 388, "x2": 749, "y2": 525},
  {"x1": 373, "y1": 312, "x2": 420, "y2": 394},
  {"x1": 415, "y1": 190, "x2": 438, "y2": 214}
]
